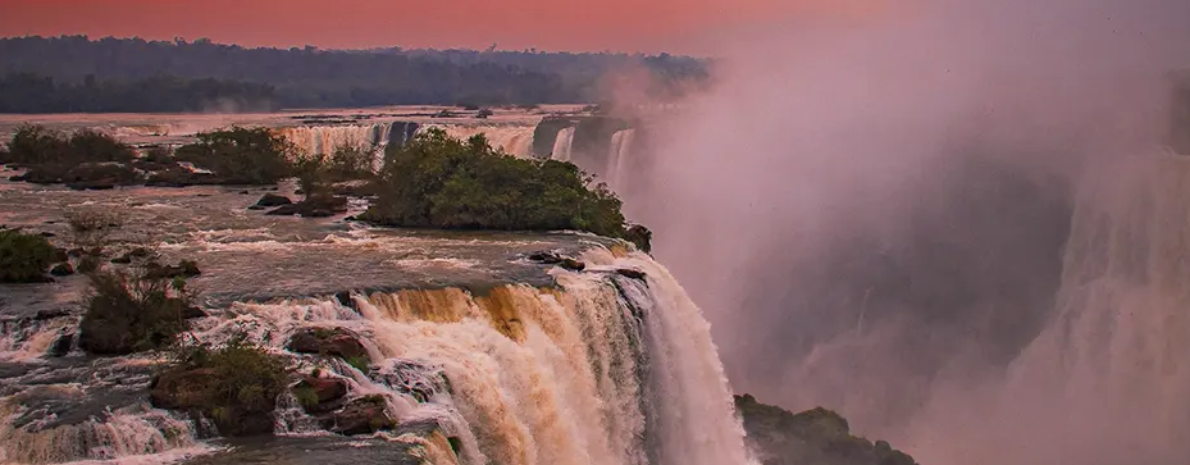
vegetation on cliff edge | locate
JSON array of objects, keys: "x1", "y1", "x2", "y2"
[{"x1": 360, "y1": 128, "x2": 652, "y2": 251}]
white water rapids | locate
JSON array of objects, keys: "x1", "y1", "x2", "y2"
[{"x1": 0, "y1": 246, "x2": 754, "y2": 465}]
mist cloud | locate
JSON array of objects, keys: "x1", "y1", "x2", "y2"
[{"x1": 626, "y1": 1, "x2": 1190, "y2": 463}]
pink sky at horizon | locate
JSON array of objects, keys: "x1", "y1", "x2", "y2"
[{"x1": 0, "y1": 0, "x2": 877, "y2": 54}]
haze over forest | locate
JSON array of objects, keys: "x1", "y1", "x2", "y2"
[{"x1": 0, "y1": 36, "x2": 709, "y2": 113}]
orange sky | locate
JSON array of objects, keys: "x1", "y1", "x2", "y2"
[{"x1": 0, "y1": 0, "x2": 869, "y2": 54}]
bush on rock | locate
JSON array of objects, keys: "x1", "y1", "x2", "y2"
[
  {"x1": 0, "y1": 229, "x2": 57, "y2": 283},
  {"x1": 152, "y1": 334, "x2": 291, "y2": 437},
  {"x1": 360, "y1": 128, "x2": 648, "y2": 243}
]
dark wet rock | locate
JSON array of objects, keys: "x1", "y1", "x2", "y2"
[
  {"x1": 49, "y1": 263, "x2": 75, "y2": 276},
  {"x1": 52, "y1": 247, "x2": 69, "y2": 262},
  {"x1": 110, "y1": 247, "x2": 151, "y2": 264},
  {"x1": 59, "y1": 163, "x2": 142, "y2": 190},
  {"x1": 323, "y1": 395, "x2": 395, "y2": 435},
  {"x1": 239, "y1": 190, "x2": 250, "y2": 195},
  {"x1": 373, "y1": 360, "x2": 451, "y2": 403},
  {"x1": 144, "y1": 259, "x2": 202, "y2": 279},
  {"x1": 47, "y1": 331, "x2": 73, "y2": 357},
  {"x1": 294, "y1": 375, "x2": 349, "y2": 414},
  {"x1": 182, "y1": 435, "x2": 427, "y2": 465},
  {"x1": 734, "y1": 394, "x2": 919, "y2": 465},
  {"x1": 615, "y1": 268, "x2": 646, "y2": 280},
  {"x1": 526, "y1": 250, "x2": 584, "y2": 270},
  {"x1": 265, "y1": 204, "x2": 300, "y2": 216},
  {"x1": 34, "y1": 308, "x2": 72, "y2": 320},
  {"x1": 559, "y1": 258, "x2": 585, "y2": 271},
  {"x1": 132, "y1": 160, "x2": 175, "y2": 172},
  {"x1": 624, "y1": 223, "x2": 653, "y2": 254},
  {"x1": 254, "y1": 194, "x2": 293, "y2": 208},
  {"x1": 334, "y1": 292, "x2": 358, "y2": 314},
  {"x1": 144, "y1": 167, "x2": 221, "y2": 187},
  {"x1": 182, "y1": 305, "x2": 208, "y2": 319},
  {"x1": 39, "y1": 231, "x2": 55, "y2": 238},
  {"x1": 266, "y1": 195, "x2": 349, "y2": 218},
  {"x1": 286, "y1": 327, "x2": 370, "y2": 363}
]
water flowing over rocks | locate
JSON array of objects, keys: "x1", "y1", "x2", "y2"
[{"x1": 0, "y1": 175, "x2": 753, "y2": 465}]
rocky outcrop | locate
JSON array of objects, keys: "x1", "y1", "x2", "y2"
[
  {"x1": 251, "y1": 194, "x2": 293, "y2": 210},
  {"x1": 734, "y1": 394, "x2": 919, "y2": 465},
  {"x1": 526, "y1": 251, "x2": 585, "y2": 271},
  {"x1": 294, "y1": 375, "x2": 350, "y2": 414},
  {"x1": 265, "y1": 195, "x2": 349, "y2": 218},
  {"x1": 322, "y1": 395, "x2": 395, "y2": 435},
  {"x1": 143, "y1": 167, "x2": 221, "y2": 187},
  {"x1": 143, "y1": 259, "x2": 202, "y2": 279},
  {"x1": 49, "y1": 263, "x2": 75, "y2": 277},
  {"x1": 286, "y1": 327, "x2": 371, "y2": 368},
  {"x1": 150, "y1": 367, "x2": 278, "y2": 437}
]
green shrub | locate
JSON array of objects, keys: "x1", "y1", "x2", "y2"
[
  {"x1": 360, "y1": 128, "x2": 635, "y2": 238},
  {"x1": 0, "y1": 229, "x2": 56, "y2": 282},
  {"x1": 65, "y1": 207, "x2": 124, "y2": 262},
  {"x1": 293, "y1": 386, "x2": 320, "y2": 408},
  {"x1": 328, "y1": 144, "x2": 374, "y2": 180},
  {"x1": 345, "y1": 355, "x2": 370, "y2": 373},
  {"x1": 294, "y1": 143, "x2": 373, "y2": 198},
  {"x1": 4, "y1": 125, "x2": 72, "y2": 165},
  {"x1": 2, "y1": 125, "x2": 134, "y2": 165},
  {"x1": 174, "y1": 127, "x2": 295, "y2": 184},
  {"x1": 153, "y1": 334, "x2": 291, "y2": 436},
  {"x1": 67, "y1": 129, "x2": 137, "y2": 163},
  {"x1": 77, "y1": 269, "x2": 193, "y2": 354}
]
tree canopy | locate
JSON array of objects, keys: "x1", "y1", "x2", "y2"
[
  {"x1": 0, "y1": 36, "x2": 710, "y2": 113},
  {"x1": 361, "y1": 128, "x2": 647, "y2": 247}
]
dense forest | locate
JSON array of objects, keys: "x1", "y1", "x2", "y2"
[{"x1": 0, "y1": 36, "x2": 710, "y2": 113}]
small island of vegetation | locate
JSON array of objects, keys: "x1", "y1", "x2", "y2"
[{"x1": 360, "y1": 128, "x2": 650, "y2": 251}]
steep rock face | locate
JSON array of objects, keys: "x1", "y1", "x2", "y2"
[{"x1": 735, "y1": 395, "x2": 918, "y2": 465}]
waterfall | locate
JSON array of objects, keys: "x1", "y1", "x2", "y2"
[
  {"x1": 605, "y1": 130, "x2": 636, "y2": 191},
  {"x1": 552, "y1": 127, "x2": 576, "y2": 162},
  {"x1": 388, "y1": 122, "x2": 421, "y2": 149},
  {"x1": 908, "y1": 151, "x2": 1190, "y2": 465},
  {"x1": 0, "y1": 246, "x2": 754, "y2": 465},
  {"x1": 279, "y1": 124, "x2": 385, "y2": 157}
]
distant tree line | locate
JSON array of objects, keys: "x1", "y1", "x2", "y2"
[
  {"x1": 1172, "y1": 72, "x2": 1190, "y2": 154},
  {"x1": 0, "y1": 73, "x2": 277, "y2": 113},
  {"x1": 0, "y1": 36, "x2": 710, "y2": 113}
]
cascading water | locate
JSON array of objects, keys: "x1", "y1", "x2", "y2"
[
  {"x1": 551, "y1": 128, "x2": 576, "y2": 162},
  {"x1": 279, "y1": 125, "x2": 383, "y2": 156},
  {"x1": 0, "y1": 245, "x2": 754, "y2": 465},
  {"x1": 605, "y1": 130, "x2": 636, "y2": 192},
  {"x1": 904, "y1": 150, "x2": 1190, "y2": 465}
]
